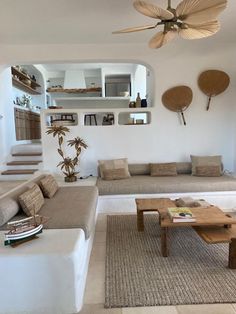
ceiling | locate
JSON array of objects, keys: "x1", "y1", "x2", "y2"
[{"x1": 0, "y1": 0, "x2": 235, "y2": 46}]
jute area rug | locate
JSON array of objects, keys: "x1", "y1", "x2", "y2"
[{"x1": 105, "y1": 214, "x2": 236, "y2": 308}]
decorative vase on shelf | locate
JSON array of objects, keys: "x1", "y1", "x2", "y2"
[
  {"x1": 136, "y1": 92, "x2": 141, "y2": 107},
  {"x1": 141, "y1": 99, "x2": 147, "y2": 107}
]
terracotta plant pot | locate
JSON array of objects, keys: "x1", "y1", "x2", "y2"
[{"x1": 64, "y1": 176, "x2": 77, "y2": 183}]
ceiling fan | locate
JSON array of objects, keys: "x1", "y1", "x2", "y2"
[{"x1": 112, "y1": 0, "x2": 227, "y2": 49}]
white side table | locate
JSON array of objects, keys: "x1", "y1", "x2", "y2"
[{"x1": 0, "y1": 229, "x2": 86, "y2": 314}]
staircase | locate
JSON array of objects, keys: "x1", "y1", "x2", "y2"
[{"x1": 1, "y1": 144, "x2": 43, "y2": 180}]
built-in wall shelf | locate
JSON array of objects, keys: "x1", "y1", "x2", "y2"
[
  {"x1": 46, "y1": 87, "x2": 102, "y2": 93},
  {"x1": 12, "y1": 78, "x2": 42, "y2": 95},
  {"x1": 11, "y1": 67, "x2": 42, "y2": 95},
  {"x1": 42, "y1": 108, "x2": 152, "y2": 127},
  {"x1": 54, "y1": 97, "x2": 130, "y2": 101}
]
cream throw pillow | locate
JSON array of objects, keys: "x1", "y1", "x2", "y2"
[
  {"x1": 98, "y1": 158, "x2": 130, "y2": 180},
  {"x1": 191, "y1": 155, "x2": 222, "y2": 176},
  {"x1": 150, "y1": 163, "x2": 177, "y2": 176},
  {"x1": 39, "y1": 175, "x2": 59, "y2": 198},
  {"x1": 18, "y1": 184, "x2": 44, "y2": 216},
  {"x1": 0, "y1": 198, "x2": 20, "y2": 226}
]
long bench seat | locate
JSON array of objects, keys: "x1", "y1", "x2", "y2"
[
  {"x1": 97, "y1": 162, "x2": 236, "y2": 196},
  {"x1": 97, "y1": 174, "x2": 236, "y2": 195}
]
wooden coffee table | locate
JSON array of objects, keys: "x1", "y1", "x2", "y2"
[
  {"x1": 135, "y1": 198, "x2": 176, "y2": 231},
  {"x1": 136, "y1": 198, "x2": 236, "y2": 268}
]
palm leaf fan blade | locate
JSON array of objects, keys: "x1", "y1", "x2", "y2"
[
  {"x1": 149, "y1": 30, "x2": 177, "y2": 49},
  {"x1": 179, "y1": 21, "x2": 220, "y2": 39},
  {"x1": 112, "y1": 24, "x2": 156, "y2": 34},
  {"x1": 133, "y1": 0, "x2": 174, "y2": 20},
  {"x1": 176, "y1": 0, "x2": 227, "y2": 24}
]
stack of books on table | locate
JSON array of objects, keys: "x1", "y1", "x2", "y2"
[{"x1": 167, "y1": 207, "x2": 196, "y2": 223}]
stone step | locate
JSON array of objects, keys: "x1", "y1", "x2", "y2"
[
  {"x1": 6, "y1": 161, "x2": 42, "y2": 166},
  {"x1": 1, "y1": 169, "x2": 38, "y2": 175},
  {"x1": 12, "y1": 152, "x2": 42, "y2": 157}
]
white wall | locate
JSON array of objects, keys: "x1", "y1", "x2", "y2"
[
  {"x1": 0, "y1": 40, "x2": 236, "y2": 172},
  {"x1": 133, "y1": 64, "x2": 146, "y2": 100},
  {"x1": 0, "y1": 67, "x2": 17, "y2": 164}
]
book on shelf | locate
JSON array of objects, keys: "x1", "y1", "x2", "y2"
[{"x1": 167, "y1": 207, "x2": 196, "y2": 223}]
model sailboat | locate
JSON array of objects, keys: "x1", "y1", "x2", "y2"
[{"x1": 4, "y1": 214, "x2": 48, "y2": 246}]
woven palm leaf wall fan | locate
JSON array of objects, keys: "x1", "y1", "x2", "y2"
[{"x1": 113, "y1": 0, "x2": 227, "y2": 48}]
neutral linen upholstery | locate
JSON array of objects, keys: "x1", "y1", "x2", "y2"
[
  {"x1": 0, "y1": 198, "x2": 19, "y2": 226},
  {"x1": 97, "y1": 174, "x2": 236, "y2": 195},
  {"x1": 103, "y1": 168, "x2": 129, "y2": 180},
  {"x1": 114, "y1": 162, "x2": 191, "y2": 176},
  {"x1": 150, "y1": 162, "x2": 177, "y2": 176},
  {"x1": 39, "y1": 174, "x2": 59, "y2": 198},
  {"x1": 1, "y1": 186, "x2": 98, "y2": 239},
  {"x1": 98, "y1": 158, "x2": 130, "y2": 179},
  {"x1": 128, "y1": 164, "x2": 150, "y2": 175},
  {"x1": 40, "y1": 186, "x2": 98, "y2": 239},
  {"x1": 195, "y1": 165, "x2": 222, "y2": 177},
  {"x1": 191, "y1": 155, "x2": 222, "y2": 175},
  {"x1": 176, "y1": 162, "x2": 192, "y2": 174},
  {"x1": 18, "y1": 184, "x2": 44, "y2": 216}
]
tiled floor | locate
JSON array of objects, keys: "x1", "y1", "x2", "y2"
[{"x1": 81, "y1": 213, "x2": 236, "y2": 314}]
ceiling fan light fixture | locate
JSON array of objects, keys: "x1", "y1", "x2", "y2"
[{"x1": 112, "y1": 0, "x2": 227, "y2": 49}]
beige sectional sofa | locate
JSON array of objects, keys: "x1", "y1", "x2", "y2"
[
  {"x1": 0, "y1": 174, "x2": 98, "y2": 314},
  {"x1": 97, "y1": 162, "x2": 236, "y2": 195}
]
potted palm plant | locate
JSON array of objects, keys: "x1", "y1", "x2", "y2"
[{"x1": 46, "y1": 126, "x2": 88, "y2": 182}]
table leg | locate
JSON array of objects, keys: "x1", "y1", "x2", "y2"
[
  {"x1": 229, "y1": 238, "x2": 236, "y2": 269},
  {"x1": 161, "y1": 227, "x2": 169, "y2": 257},
  {"x1": 137, "y1": 210, "x2": 144, "y2": 232}
]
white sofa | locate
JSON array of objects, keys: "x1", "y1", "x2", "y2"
[{"x1": 0, "y1": 175, "x2": 98, "y2": 314}]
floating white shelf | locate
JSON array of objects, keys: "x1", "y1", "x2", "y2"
[{"x1": 54, "y1": 97, "x2": 130, "y2": 101}]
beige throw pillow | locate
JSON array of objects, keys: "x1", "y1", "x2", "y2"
[
  {"x1": 39, "y1": 175, "x2": 59, "y2": 198},
  {"x1": 0, "y1": 198, "x2": 20, "y2": 226},
  {"x1": 103, "y1": 168, "x2": 129, "y2": 180},
  {"x1": 150, "y1": 163, "x2": 177, "y2": 176},
  {"x1": 18, "y1": 184, "x2": 44, "y2": 216},
  {"x1": 191, "y1": 155, "x2": 222, "y2": 176},
  {"x1": 98, "y1": 158, "x2": 130, "y2": 180},
  {"x1": 195, "y1": 165, "x2": 222, "y2": 177}
]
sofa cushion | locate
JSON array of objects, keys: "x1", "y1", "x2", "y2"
[
  {"x1": 191, "y1": 155, "x2": 222, "y2": 175},
  {"x1": 150, "y1": 163, "x2": 177, "y2": 176},
  {"x1": 98, "y1": 158, "x2": 130, "y2": 179},
  {"x1": 39, "y1": 186, "x2": 98, "y2": 239},
  {"x1": 0, "y1": 198, "x2": 19, "y2": 226},
  {"x1": 195, "y1": 165, "x2": 222, "y2": 177},
  {"x1": 39, "y1": 175, "x2": 59, "y2": 198},
  {"x1": 18, "y1": 184, "x2": 45, "y2": 216},
  {"x1": 97, "y1": 174, "x2": 236, "y2": 195}
]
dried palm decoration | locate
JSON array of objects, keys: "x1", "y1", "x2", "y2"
[
  {"x1": 113, "y1": 0, "x2": 227, "y2": 48},
  {"x1": 46, "y1": 126, "x2": 87, "y2": 181}
]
